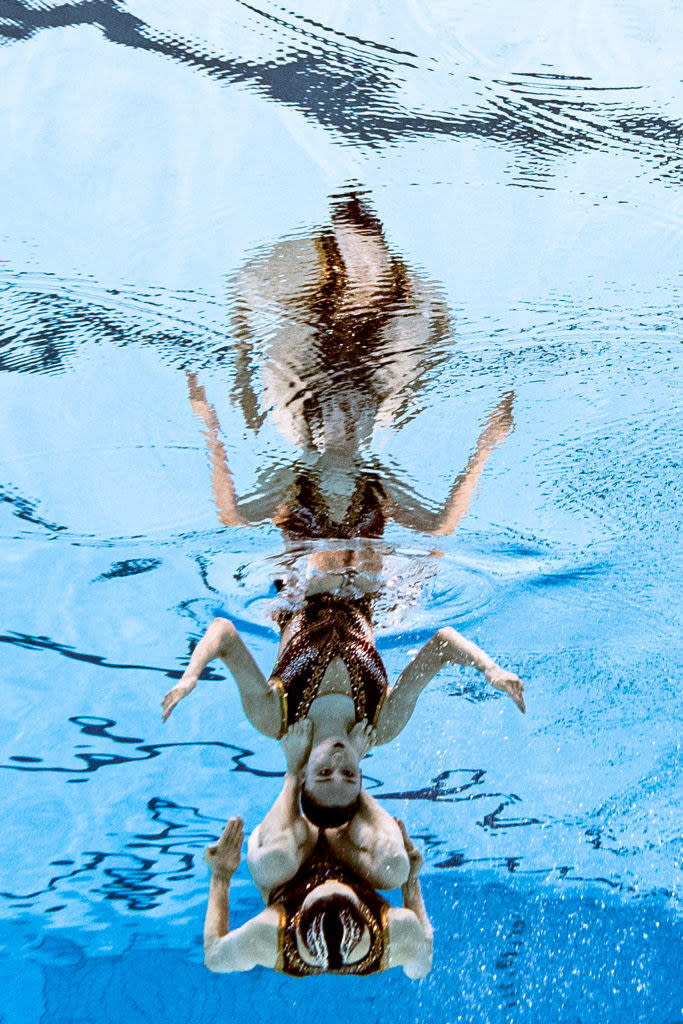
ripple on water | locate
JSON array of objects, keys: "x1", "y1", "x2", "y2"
[{"x1": 197, "y1": 538, "x2": 589, "y2": 642}]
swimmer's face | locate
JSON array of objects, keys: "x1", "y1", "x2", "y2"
[{"x1": 303, "y1": 738, "x2": 361, "y2": 807}]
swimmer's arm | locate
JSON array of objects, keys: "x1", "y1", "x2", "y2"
[
  {"x1": 204, "y1": 884, "x2": 279, "y2": 973},
  {"x1": 399, "y1": 874, "x2": 434, "y2": 979},
  {"x1": 387, "y1": 819, "x2": 432, "y2": 979},
  {"x1": 248, "y1": 772, "x2": 313, "y2": 880},
  {"x1": 187, "y1": 372, "x2": 297, "y2": 526},
  {"x1": 387, "y1": 907, "x2": 433, "y2": 980},
  {"x1": 374, "y1": 628, "x2": 524, "y2": 743},
  {"x1": 386, "y1": 392, "x2": 514, "y2": 535},
  {"x1": 204, "y1": 816, "x2": 280, "y2": 973},
  {"x1": 187, "y1": 371, "x2": 251, "y2": 527},
  {"x1": 162, "y1": 617, "x2": 282, "y2": 736},
  {"x1": 247, "y1": 726, "x2": 317, "y2": 892}
]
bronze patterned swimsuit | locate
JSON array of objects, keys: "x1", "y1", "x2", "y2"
[
  {"x1": 268, "y1": 834, "x2": 391, "y2": 976},
  {"x1": 278, "y1": 471, "x2": 387, "y2": 541},
  {"x1": 270, "y1": 594, "x2": 388, "y2": 736}
]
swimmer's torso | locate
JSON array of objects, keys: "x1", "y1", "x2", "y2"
[
  {"x1": 270, "y1": 595, "x2": 388, "y2": 735},
  {"x1": 278, "y1": 471, "x2": 386, "y2": 540},
  {"x1": 268, "y1": 835, "x2": 390, "y2": 976}
]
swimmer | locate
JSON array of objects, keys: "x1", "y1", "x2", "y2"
[{"x1": 202, "y1": 815, "x2": 432, "y2": 978}]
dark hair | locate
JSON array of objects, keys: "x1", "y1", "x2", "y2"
[
  {"x1": 329, "y1": 192, "x2": 384, "y2": 237},
  {"x1": 299, "y1": 785, "x2": 361, "y2": 830},
  {"x1": 298, "y1": 893, "x2": 366, "y2": 970}
]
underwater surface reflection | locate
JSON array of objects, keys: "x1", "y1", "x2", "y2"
[{"x1": 0, "y1": 0, "x2": 681, "y2": 1021}]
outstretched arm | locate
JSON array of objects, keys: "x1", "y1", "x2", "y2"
[
  {"x1": 204, "y1": 817, "x2": 279, "y2": 973},
  {"x1": 162, "y1": 617, "x2": 282, "y2": 737},
  {"x1": 375, "y1": 626, "x2": 524, "y2": 744},
  {"x1": 187, "y1": 372, "x2": 250, "y2": 527},
  {"x1": 388, "y1": 392, "x2": 515, "y2": 535},
  {"x1": 188, "y1": 371, "x2": 286, "y2": 525}
]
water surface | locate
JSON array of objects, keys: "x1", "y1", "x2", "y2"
[{"x1": 0, "y1": 2, "x2": 681, "y2": 1021}]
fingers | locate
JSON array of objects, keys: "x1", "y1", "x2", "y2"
[
  {"x1": 395, "y1": 818, "x2": 412, "y2": 849},
  {"x1": 161, "y1": 681, "x2": 196, "y2": 722},
  {"x1": 218, "y1": 816, "x2": 244, "y2": 846},
  {"x1": 161, "y1": 691, "x2": 178, "y2": 723},
  {"x1": 296, "y1": 718, "x2": 313, "y2": 739},
  {"x1": 361, "y1": 724, "x2": 377, "y2": 755},
  {"x1": 489, "y1": 670, "x2": 526, "y2": 715},
  {"x1": 496, "y1": 390, "x2": 514, "y2": 414},
  {"x1": 503, "y1": 675, "x2": 526, "y2": 714},
  {"x1": 205, "y1": 817, "x2": 244, "y2": 868},
  {"x1": 186, "y1": 370, "x2": 207, "y2": 404},
  {"x1": 285, "y1": 718, "x2": 312, "y2": 741},
  {"x1": 282, "y1": 719, "x2": 313, "y2": 771},
  {"x1": 349, "y1": 720, "x2": 376, "y2": 756}
]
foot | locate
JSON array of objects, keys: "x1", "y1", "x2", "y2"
[
  {"x1": 348, "y1": 719, "x2": 377, "y2": 759},
  {"x1": 281, "y1": 718, "x2": 313, "y2": 775}
]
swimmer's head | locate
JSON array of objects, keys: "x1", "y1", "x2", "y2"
[
  {"x1": 297, "y1": 882, "x2": 369, "y2": 970},
  {"x1": 300, "y1": 737, "x2": 361, "y2": 829}
]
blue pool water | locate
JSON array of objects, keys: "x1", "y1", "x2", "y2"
[{"x1": 0, "y1": 2, "x2": 681, "y2": 1021}]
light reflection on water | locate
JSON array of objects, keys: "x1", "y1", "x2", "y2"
[{"x1": 0, "y1": 0, "x2": 681, "y2": 1020}]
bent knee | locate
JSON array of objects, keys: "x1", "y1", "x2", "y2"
[
  {"x1": 247, "y1": 843, "x2": 300, "y2": 892},
  {"x1": 210, "y1": 616, "x2": 236, "y2": 639},
  {"x1": 368, "y1": 845, "x2": 410, "y2": 890}
]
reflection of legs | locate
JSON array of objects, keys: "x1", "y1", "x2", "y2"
[
  {"x1": 246, "y1": 775, "x2": 316, "y2": 895},
  {"x1": 327, "y1": 791, "x2": 410, "y2": 890}
]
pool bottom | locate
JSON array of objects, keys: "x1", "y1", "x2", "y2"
[{"x1": 2, "y1": 874, "x2": 679, "y2": 1024}]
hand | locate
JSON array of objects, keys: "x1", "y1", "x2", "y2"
[
  {"x1": 395, "y1": 819, "x2": 424, "y2": 880},
  {"x1": 186, "y1": 370, "x2": 220, "y2": 428},
  {"x1": 205, "y1": 816, "x2": 244, "y2": 880},
  {"x1": 186, "y1": 370, "x2": 208, "y2": 409},
  {"x1": 484, "y1": 664, "x2": 526, "y2": 713},
  {"x1": 161, "y1": 674, "x2": 197, "y2": 722},
  {"x1": 280, "y1": 718, "x2": 313, "y2": 774},
  {"x1": 481, "y1": 391, "x2": 515, "y2": 448},
  {"x1": 348, "y1": 720, "x2": 376, "y2": 759}
]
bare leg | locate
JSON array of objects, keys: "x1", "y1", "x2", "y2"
[
  {"x1": 247, "y1": 720, "x2": 317, "y2": 894},
  {"x1": 162, "y1": 617, "x2": 281, "y2": 738},
  {"x1": 326, "y1": 790, "x2": 410, "y2": 890},
  {"x1": 375, "y1": 626, "x2": 525, "y2": 744}
]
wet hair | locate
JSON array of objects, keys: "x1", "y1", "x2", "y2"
[
  {"x1": 298, "y1": 893, "x2": 366, "y2": 970},
  {"x1": 299, "y1": 785, "x2": 362, "y2": 830}
]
